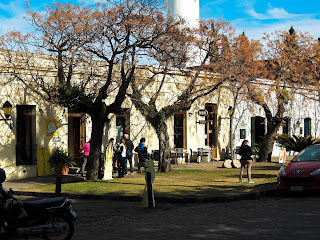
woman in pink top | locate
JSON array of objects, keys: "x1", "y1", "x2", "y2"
[{"x1": 80, "y1": 140, "x2": 90, "y2": 177}]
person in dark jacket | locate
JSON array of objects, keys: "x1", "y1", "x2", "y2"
[
  {"x1": 124, "y1": 134, "x2": 134, "y2": 175},
  {"x1": 135, "y1": 137, "x2": 148, "y2": 173},
  {"x1": 239, "y1": 139, "x2": 254, "y2": 183}
]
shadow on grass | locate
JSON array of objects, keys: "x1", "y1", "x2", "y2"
[
  {"x1": 59, "y1": 177, "x2": 277, "y2": 200},
  {"x1": 252, "y1": 173, "x2": 277, "y2": 179},
  {"x1": 156, "y1": 176, "x2": 228, "y2": 183},
  {"x1": 79, "y1": 183, "x2": 320, "y2": 202},
  {"x1": 229, "y1": 173, "x2": 277, "y2": 179},
  {"x1": 154, "y1": 182, "x2": 278, "y2": 200},
  {"x1": 253, "y1": 165, "x2": 282, "y2": 171},
  {"x1": 104, "y1": 182, "x2": 146, "y2": 186}
]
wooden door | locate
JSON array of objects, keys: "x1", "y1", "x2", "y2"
[
  {"x1": 68, "y1": 112, "x2": 86, "y2": 167},
  {"x1": 205, "y1": 103, "x2": 217, "y2": 156}
]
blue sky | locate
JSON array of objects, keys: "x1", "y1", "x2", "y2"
[
  {"x1": 200, "y1": 0, "x2": 320, "y2": 39},
  {"x1": 0, "y1": 0, "x2": 319, "y2": 40}
]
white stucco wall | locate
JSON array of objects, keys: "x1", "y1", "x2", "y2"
[
  {"x1": 0, "y1": 78, "x2": 70, "y2": 180},
  {"x1": 232, "y1": 83, "x2": 320, "y2": 160}
]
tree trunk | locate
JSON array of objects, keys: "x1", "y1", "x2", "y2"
[
  {"x1": 157, "y1": 121, "x2": 171, "y2": 172},
  {"x1": 230, "y1": 115, "x2": 234, "y2": 159},
  {"x1": 259, "y1": 121, "x2": 281, "y2": 162},
  {"x1": 259, "y1": 132, "x2": 275, "y2": 162},
  {"x1": 86, "y1": 114, "x2": 105, "y2": 180}
]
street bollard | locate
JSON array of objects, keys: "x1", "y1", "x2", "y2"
[
  {"x1": 146, "y1": 172, "x2": 153, "y2": 208},
  {"x1": 141, "y1": 160, "x2": 155, "y2": 208}
]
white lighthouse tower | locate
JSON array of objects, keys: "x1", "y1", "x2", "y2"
[{"x1": 168, "y1": 0, "x2": 200, "y2": 28}]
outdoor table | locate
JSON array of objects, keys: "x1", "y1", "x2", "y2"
[
  {"x1": 197, "y1": 148, "x2": 214, "y2": 163},
  {"x1": 171, "y1": 149, "x2": 188, "y2": 165}
]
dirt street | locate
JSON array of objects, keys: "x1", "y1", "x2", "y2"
[
  {"x1": 69, "y1": 196, "x2": 320, "y2": 240},
  {"x1": 4, "y1": 195, "x2": 320, "y2": 240}
]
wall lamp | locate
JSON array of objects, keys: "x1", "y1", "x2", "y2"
[
  {"x1": 1, "y1": 101, "x2": 12, "y2": 121},
  {"x1": 228, "y1": 106, "x2": 233, "y2": 116},
  {"x1": 220, "y1": 106, "x2": 234, "y2": 120},
  {"x1": 296, "y1": 121, "x2": 301, "y2": 128}
]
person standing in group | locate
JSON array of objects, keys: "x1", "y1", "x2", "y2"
[
  {"x1": 135, "y1": 137, "x2": 148, "y2": 173},
  {"x1": 112, "y1": 139, "x2": 118, "y2": 173},
  {"x1": 80, "y1": 140, "x2": 90, "y2": 177},
  {"x1": 124, "y1": 134, "x2": 134, "y2": 175},
  {"x1": 239, "y1": 139, "x2": 254, "y2": 183},
  {"x1": 117, "y1": 139, "x2": 127, "y2": 178},
  {"x1": 103, "y1": 138, "x2": 115, "y2": 180}
]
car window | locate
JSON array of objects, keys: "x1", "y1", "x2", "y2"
[{"x1": 293, "y1": 146, "x2": 320, "y2": 162}]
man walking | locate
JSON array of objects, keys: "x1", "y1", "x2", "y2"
[{"x1": 124, "y1": 134, "x2": 134, "y2": 175}]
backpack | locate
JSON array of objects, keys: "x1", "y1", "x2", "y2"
[{"x1": 126, "y1": 149, "x2": 132, "y2": 159}]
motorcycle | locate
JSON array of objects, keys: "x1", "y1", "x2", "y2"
[{"x1": 0, "y1": 168, "x2": 77, "y2": 240}]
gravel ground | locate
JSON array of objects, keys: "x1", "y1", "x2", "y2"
[
  {"x1": 3, "y1": 195, "x2": 320, "y2": 240},
  {"x1": 69, "y1": 196, "x2": 320, "y2": 240}
]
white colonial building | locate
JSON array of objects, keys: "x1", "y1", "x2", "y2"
[{"x1": 0, "y1": 0, "x2": 319, "y2": 180}]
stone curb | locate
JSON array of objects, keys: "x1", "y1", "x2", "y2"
[{"x1": 13, "y1": 188, "x2": 280, "y2": 204}]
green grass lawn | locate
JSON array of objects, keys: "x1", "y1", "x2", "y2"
[{"x1": 24, "y1": 161, "x2": 283, "y2": 199}]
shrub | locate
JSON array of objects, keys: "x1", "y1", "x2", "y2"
[
  {"x1": 275, "y1": 134, "x2": 320, "y2": 152},
  {"x1": 48, "y1": 147, "x2": 75, "y2": 170}
]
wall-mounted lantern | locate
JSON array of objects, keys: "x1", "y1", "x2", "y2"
[
  {"x1": 1, "y1": 101, "x2": 12, "y2": 120},
  {"x1": 228, "y1": 106, "x2": 233, "y2": 116},
  {"x1": 296, "y1": 121, "x2": 301, "y2": 128}
]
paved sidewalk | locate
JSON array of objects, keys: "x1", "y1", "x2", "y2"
[{"x1": 3, "y1": 174, "x2": 84, "y2": 191}]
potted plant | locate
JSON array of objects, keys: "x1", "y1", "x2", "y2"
[
  {"x1": 49, "y1": 147, "x2": 75, "y2": 174},
  {"x1": 49, "y1": 147, "x2": 75, "y2": 175},
  {"x1": 48, "y1": 147, "x2": 75, "y2": 196}
]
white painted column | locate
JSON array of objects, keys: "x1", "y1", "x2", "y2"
[{"x1": 168, "y1": 0, "x2": 200, "y2": 28}]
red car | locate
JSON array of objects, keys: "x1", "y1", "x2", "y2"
[{"x1": 278, "y1": 144, "x2": 320, "y2": 191}]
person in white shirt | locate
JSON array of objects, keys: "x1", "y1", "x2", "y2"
[{"x1": 117, "y1": 139, "x2": 127, "y2": 178}]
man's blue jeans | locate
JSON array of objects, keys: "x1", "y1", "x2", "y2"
[{"x1": 125, "y1": 157, "x2": 133, "y2": 173}]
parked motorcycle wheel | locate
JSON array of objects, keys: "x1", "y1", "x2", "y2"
[{"x1": 44, "y1": 215, "x2": 74, "y2": 240}]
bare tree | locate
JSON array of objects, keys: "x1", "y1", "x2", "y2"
[
  {"x1": 219, "y1": 32, "x2": 263, "y2": 159},
  {"x1": 129, "y1": 19, "x2": 240, "y2": 172},
  {"x1": 0, "y1": 0, "x2": 181, "y2": 179},
  {"x1": 247, "y1": 27, "x2": 316, "y2": 161}
]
